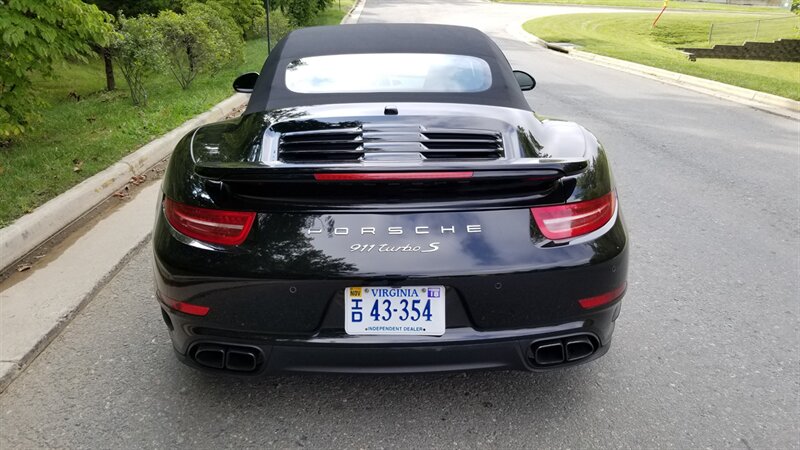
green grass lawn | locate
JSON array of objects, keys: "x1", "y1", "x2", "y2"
[
  {"x1": 498, "y1": 0, "x2": 786, "y2": 13},
  {"x1": 523, "y1": 12, "x2": 800, "y2": 100},
  {"x1": 0, "y1": 3, "x2": 354, "y2": 227}
]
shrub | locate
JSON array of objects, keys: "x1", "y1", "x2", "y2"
[
  {"x1": 156, "y1": 9, "x2": 225, "y2": 89},
  {"x1": 209, "y1": 0, "x2": 267, "y2": 39},
  {"x1": 268, "y1": 10, "x2": 293, "y2": 45},
  {"x1": 184, "y1": 2, "x2": 244, "y2": 66},
  {"x1": 111, "y1": 15, "x2": 165, "y2": 105}
]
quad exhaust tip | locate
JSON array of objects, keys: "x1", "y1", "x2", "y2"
[
  {"x1": 191, "y1": 344, "x2": 261, "y2": 373},
  {"x1": 530, "y1": 335, "x2": 597, "y2": 366}
]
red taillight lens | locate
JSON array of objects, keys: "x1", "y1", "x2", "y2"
[
  {"x1": 163, "y1": 197, "x2": 255, "y2": 246},
  {"x1": 578, "y1": 282, "x2": 627, "y2": 309},
  {"x1": 159, "y1": 294, "x2": 210, "y2": 316},
  {"x1": 531, "y1": 191, "x2": 616, "y2": 240}
]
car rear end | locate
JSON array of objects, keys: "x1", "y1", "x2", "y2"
[{"x1": 152, "y1": 104, "x2": 628, "y2": 375}]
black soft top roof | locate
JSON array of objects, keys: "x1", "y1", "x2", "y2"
[{"x1": 244, "y1": 24, "x2": 531, "y2": 113}]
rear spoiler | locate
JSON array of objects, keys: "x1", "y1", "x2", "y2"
[{"x1": 194, "y1": 160, "x2": 589, "y2": 182}]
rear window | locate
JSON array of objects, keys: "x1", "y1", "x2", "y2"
[{"x1": 284, "y1": 53, "x2": 492, "y2": 94}]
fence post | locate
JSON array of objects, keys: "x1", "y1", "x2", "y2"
[
  {"x1": 708, "y1": 23, "x2": 714, "y2": 44},
  {"x1": 754, "y1": 20, "x2": 760, "y2": 41}
]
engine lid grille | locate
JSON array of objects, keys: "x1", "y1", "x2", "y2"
[{"x1": 278, "y1": 125, "x2": 503, "y2": 162}]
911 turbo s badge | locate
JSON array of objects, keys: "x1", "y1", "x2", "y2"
[{"x1": 305, "y1": 225, "x2": 483, "y2": 236}]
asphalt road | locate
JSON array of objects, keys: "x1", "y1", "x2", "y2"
[{"x1": 1, "y1": 0, "x2": 798, "y2": 448}]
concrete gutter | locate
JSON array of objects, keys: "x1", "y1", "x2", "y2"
[
  {"x1": 0, "y1": 93, "x2": 250, "y2": 273},
  {"x1": 509, "y1": 21, "x2": 800, "y2": 120}
]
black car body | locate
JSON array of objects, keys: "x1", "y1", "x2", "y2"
[{"x1": 153, "y1": 24, "x2": 628, "y2": 374}]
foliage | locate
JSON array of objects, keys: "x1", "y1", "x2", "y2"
[
  {"x1": 268, "y1": 10, "x2": 293, "y2": 45},
  {"x1": 282, "y1": 0, "x2": 333, "y2": 26},
  {"x1": 792, "y1": 0, "x2": 799, "y2": 14},
  {"x1": 110, "y1": 15, "x2": 165, "y2": 105},
  {"x1": 0, "y1": 0, "x2": 114, "y2": 137},
  {"x1": 85, "y1": 0, "x2": 178, "y2": 17},
  {"x1": 211, "y1": 0, "x2": 266, "y2": 38},
  {"x1": 155, "y1": 8, "x2": 230, "y2": 89},
  {"x1": 184, "y1": 2, "x2": 244, "y2": 65}
]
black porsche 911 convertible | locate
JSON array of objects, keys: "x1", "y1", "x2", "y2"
[{"x1": 153, "y1": 23, "x2": 629, "y2": 374}]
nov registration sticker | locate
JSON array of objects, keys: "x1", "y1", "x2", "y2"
[{"x1": 345, "y1": 286, "x2": 446, "y2": 336}]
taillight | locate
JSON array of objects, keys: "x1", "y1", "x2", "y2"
[
  {"x1": 163, "y1": 197, "x2": 255, "y2": 246},
  {"x1": 531, "y1": 191, "x2": 616, "y2": 240},
  {"x1": 579, "y1": 282, "x2": 627, "y2": 309},
  {"x1": 159, "y1": 293, "x2": 210, "y2": 316}
]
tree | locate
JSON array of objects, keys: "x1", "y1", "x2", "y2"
[
  {"x1": 0, "y1": 0, "x2": 114, "y2": 137},
  {"x1": 183, "y1": 2, "x2": 243, "y2": 65},
  {"x1": 155, "y1": 5, "x2": 240, "y2": 89},
  {"x1": 85, "y1": 0, "x2": 179, "y2": 92},
  {"x1": 209, "y1": 0, "x2": 266, "y2": 39},
  {"x1": 110, "y1": 15, "x2": 165, "y2": 105},
  {"x1": 87, "y1": 0, "x2": 177, "y2": 17}
]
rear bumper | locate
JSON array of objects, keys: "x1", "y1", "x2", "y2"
[
  {"x1": 153, "y1": 203, "x2": 629, "y2": 374},
  {"x1": 163, "y1": 301, "x2": 621, "y2": 374}
]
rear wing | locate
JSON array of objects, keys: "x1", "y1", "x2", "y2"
[
  {"x1": 194, "y1": 159, "x2": 588, "y2": 182},
  {"x1": 192, "y1": 159, "x2": 589, "y2": 212}
]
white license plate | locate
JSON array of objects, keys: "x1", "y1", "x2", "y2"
[{"x1": 344, "y1": 286, "x2": 446, "y2": 336}]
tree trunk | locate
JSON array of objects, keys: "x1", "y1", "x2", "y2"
[{"x1": 102, "y1": 47, "x2": 116, "y2": 92}]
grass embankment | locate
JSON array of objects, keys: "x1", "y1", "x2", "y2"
[
  {"x1": 523, "y1": 13, "x2": 800, "y2": 100},
  {"x1": 0, "y1": 1, "x2": 353, "y2": 227},
  {"x1": 498, "y1": 0, "x2": 784, "y2": 13}
]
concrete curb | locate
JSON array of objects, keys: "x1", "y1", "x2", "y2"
[
  {"x1": 514, "y1": 21, "x2": 800, "y2": 120},
  {"x1": 342, "y1": 0, "x2": 365, "y2": 24},
  {"x1": 0, "y1": 93, "x2": 249, "y2": 272}
]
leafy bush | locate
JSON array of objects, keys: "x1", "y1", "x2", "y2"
[
  {"x1": 0, "y1": 0, "x2": 113, "y2": 137},
  {"x1": 279, "y1": 0, "x2": 333, "y2": 26},
  {"x1": 111, "y1": 15, "x2": 165, "y2": 105},
  {"x1": 156, "y1": 9, "x2": 225, "y2": 89},
  {"x1": 210, "y1": 0, "x2": 267, "y2": 39},
  {"x1": 184, "y1": 2, "x2": 244, "y2": 66},
  {"x1": 268, "y1": 10, "x2": 293, "y2": 45}
]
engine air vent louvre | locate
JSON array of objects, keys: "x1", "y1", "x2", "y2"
[
  {"x1": 278, "y1": 126, "x2": 503, "y2": 162},
  {"x1": 279, "y1": 128, "x2": 364, "y2": 162}
]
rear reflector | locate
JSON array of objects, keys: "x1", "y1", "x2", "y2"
[
  {"x1": 531, "y1": 191, "x2": 616, "y2": 240},
  {"x1": 578, "y1": 282, "x2": 627, "y2": 309},
  {"x1": 163, "y1": 197, "x2": 255, "y2": 246},
  {"x1": 314, "y1": 172, "x2": 474, "y2": 181},
  {"x1": 159, "y1": 294, "x2": 210, "y2": 316}
]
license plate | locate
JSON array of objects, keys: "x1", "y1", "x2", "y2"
[{"x1": 344, "y1": 286, "x2": 445, "y2": 336}]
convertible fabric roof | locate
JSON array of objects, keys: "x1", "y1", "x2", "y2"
[{"x1": 244, "y1": 24, "x2": 531, "y2": 112}]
